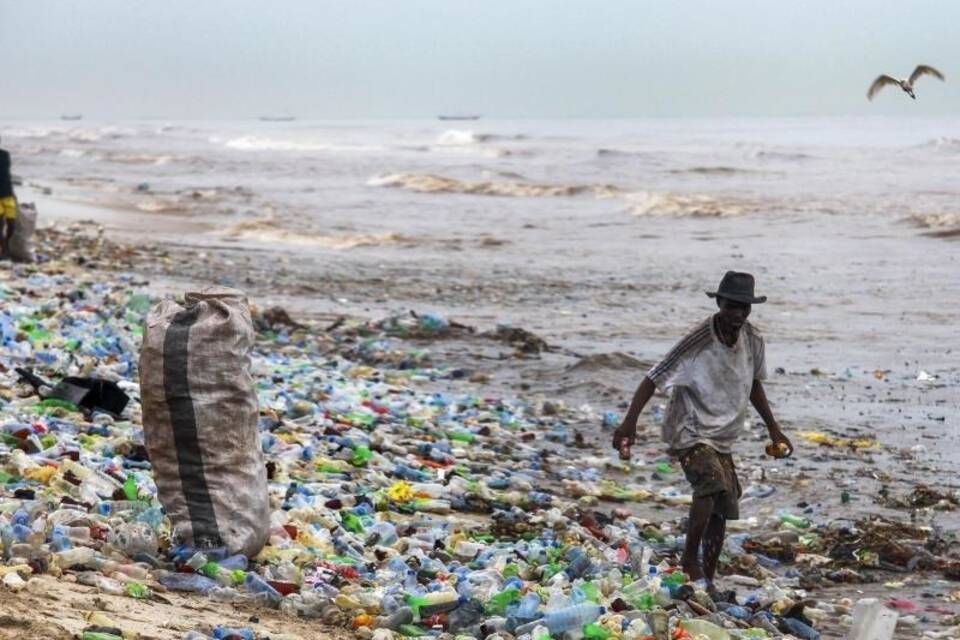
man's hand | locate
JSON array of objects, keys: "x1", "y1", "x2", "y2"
[
  {"x1": 768, "y1": 423, "x2": 794, "y2": 457},
  {"x1": 612, "y1": 419, "x2": 638, "y2": 451}
]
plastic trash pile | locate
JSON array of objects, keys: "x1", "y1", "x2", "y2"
[{"x1": 1, "y1": 260, "x2": 958, "y2": 640}]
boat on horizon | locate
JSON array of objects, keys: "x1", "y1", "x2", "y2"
[
  {"x1": 437, "y1": 114, "x2": 481, "y2": 121},
  {"x1": 60, "y1": 114, "x2": 83, "y2": 121},
  {"x1": 260, "y1": 115, "x2": 296, "y2": 122}
]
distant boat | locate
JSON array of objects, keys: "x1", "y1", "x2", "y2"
[
  {"x1": 438, "y1": 115, "x2": 481, "y2": 121},
  {"x1": 260, "y1": 115, "x2": 296, "y2": 122},
  {"x1": 60, "y1": 114, "x2": 83, "y2": 121}
]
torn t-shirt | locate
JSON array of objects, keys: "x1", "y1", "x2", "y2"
[{"x1": 646, "y1": 316, "x2": 767, "y2": 454}]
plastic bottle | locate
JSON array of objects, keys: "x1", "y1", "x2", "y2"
[
  {"x1": 376, "y1": 606, "x2": 414, "y2": 630},
  {"x1": 212, "y1": 627, "x2": 255, "y2": 640},
  {"x1": 779, "y1": 512, "x2": 811, "y2": 529},
  {"x1": 781, "y1": 617, "x2": 820, "y2": 640},
  {"x1": 623, "y1": 617, "x2": 653, "y2": 640},
  {"x1": 565, "y1": 548, "x2": 593, "y2": 580},
  {"x1": 365, "y1": 521, "x2": 399, "y2": 547},
  {"x1": 849, "y1": 598, "x2": 898, "y2": 640},
  {"x1": 77, "y1": 572, "x2": 125, "y2": 596},
  {"x1": 647, "y1": 609, "x2": 669, "y2": 640},
  {"x1": 210, "y1": 586, "x2": 249, "y2": 603},
  {"x1": 511, "y1": 592, "x2": 542, "y2": 621},
  {"x1": 485, "y1": 586, "x2": 521, "y2": 615},
  {"x1": 158, "y1": 572, "x2": 218, "y2": 593},
  {"x1": 447, "y1": 599, "x2": 484, "y2": 631},
  {"x1": 280, "y1": 591, "x2": 330, "y2": 618},
  {"x1": 243, "y1": 571, "x2": 283, "y2": 605},
  {"x1": 679, "y1": 619, "x2": 731, "y2": 640},
  {"x1": 518, "y1": 603, "x2": 605, "y2": 636},
  {"x1": 406, "y1": 589, "x2": 460, "y2": 617}
]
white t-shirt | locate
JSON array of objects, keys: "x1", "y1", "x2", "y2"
[{"x1": 646, "y1": 315, "x2": 767, "y2": 454}]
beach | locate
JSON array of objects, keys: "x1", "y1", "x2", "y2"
[{"x1": 1, "y1": 117, "x2": 959, "y2": 638}]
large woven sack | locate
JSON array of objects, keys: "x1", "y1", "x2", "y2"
[
  {"x1": 140, "y1": 287, "x2": 269, "y2": 557},
  {"x1": 10, "y1": 201, "x2": 37, "y2": 263}
]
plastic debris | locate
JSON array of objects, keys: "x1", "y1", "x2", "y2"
[{"x1": 0, "y1": 261, "x2": 955, "y2": 640}]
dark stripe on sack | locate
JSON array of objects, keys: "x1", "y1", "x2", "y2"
[
  {"x1": 649, "y1": 324, "x2": 711, "y2": 380},
  {"x1": 163, "y1": 307, "x2": 223, "y2": 548}
]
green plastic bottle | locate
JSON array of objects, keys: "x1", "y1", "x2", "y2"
[
  {"x1": 577, "y1": 581, "x2": 600, "y2": 602},
  {"x1": 484, "y1": 586, "x2": 521, "y2": 615},
  {"x1": 81, "y1": 633, "x2": 123, "y2": 640},
  {"x1": 123, "y1": 474, "x2": 139, "y2": 501},
  {"x1": 124, "y1": 582, "x2": 150, "y2": 599},
  {"x1": 662, "y1": 571, "x2": 686, "y2": 587},
  {"x1": 350, "y1": 445, "x2": 373, "y2": 466},
  {"x1": 341, "y1": 511, "x2": 365, "y2": 533},
  {"x1": 779, "y1": 513, "x2": 810, "y2": 529},
  {"x1": 583, "y1": 623, "x2": 611, "y2": 640}
]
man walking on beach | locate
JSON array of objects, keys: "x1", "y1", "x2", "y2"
[
  {"x1": 613, "y1": 271, "x2": 792, "y2": 590},
  {"x1": 0, "y1": 137, "x2": 17, "y2": 260}
]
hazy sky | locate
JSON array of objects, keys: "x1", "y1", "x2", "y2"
[{"x1": 2, "y1": 0, "x2": 959, "y2": 118}]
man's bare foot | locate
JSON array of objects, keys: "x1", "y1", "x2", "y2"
[
  {"x1": 682, "y1": 560, "x2": 704, "y2": 582},
  {"x1": 706, "y1": 581, "x2": 721, "y2": 601}
]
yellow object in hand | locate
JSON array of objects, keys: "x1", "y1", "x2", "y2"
[{"x1": 765, "y1": 442, "x2": 789, "y2": 458}]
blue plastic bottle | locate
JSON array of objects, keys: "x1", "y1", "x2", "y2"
[
  {"x1": 158, "y1": 573, "x2": 218, "y2": 593},
  {"x1": 243, "y1": 572, "x2": 282, "y2": 605},
  {"x1": 212, "y1": 627, "x2": 255, "y2": 640},
  {"x1": 782, "y1": 618, "x2": 820, "y2": 640}
]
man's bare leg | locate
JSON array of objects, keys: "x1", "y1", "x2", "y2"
[
  {"x1": 702, "y1": 513, "x2": 726, "y2": 584},
  {"x1": 0, "y1": 218, "x2": 13, "y2": 260},
  {"x1": 1, "y1": 220, "x2": 11, "y2": 259},
  {"x1": 681, "y1": 495, "x2": 714, "y2": 581}
]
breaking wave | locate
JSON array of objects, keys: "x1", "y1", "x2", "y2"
[
  {"x1": 668, "y1": 166, "x2": 748, "y2": 176},
  {"x1": 368, "y1": 173, "x2": 623, "y2": 198},
  {"x1": 749, "y1": 149, "x2": 812, "y2": 162},
  {"x1": 434, "y1": 129, "x2": 526, "y2": 145},
  {"x1": 625, "y1": 192, "x2": 752, "y2": 217},
  {"x1": 224, "y1": 218, "x2": 417, "y2": 249},
  {"x1": 3, "y1": 126, "x2": 104, "y2": 142},
  {"x1": 135, "y1": 199, "x2": 189, "y2": 214},
  {"x1": 371, "y1": 173, "x2": 762, "y2": 218},
  {"x1": 904, "y1": 212, "x2": 960, "y2": 228},
  {"x1": 56, "y1": 148, "x2": 174, "y2": 165},
  {"x1": 918, "y1": 137, "x2": 960, "y2": 153},
  {"x1": 219, "y1": 136, "x2": 383, "y2": 153},
  {"x1": 435, "y1": 129, "x2": 492, "y2": 145}
]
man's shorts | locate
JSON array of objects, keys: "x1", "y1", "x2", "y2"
[
  {"x1": 0, "y1": 197, "x2": 16, "y2": 221},
  {"x1": 676, "y1": 443, "x2": 742, "y2": 520}
]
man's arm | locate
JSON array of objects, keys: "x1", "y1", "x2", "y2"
[
  {"x1": 612, "y1": 376, "x2": 656, "y2": 450},
  {"x1": 750, "y1": 379, "x2": 793, "y2": 455}
]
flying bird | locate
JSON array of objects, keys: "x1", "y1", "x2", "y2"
[{"x1": 868, "y1": 65, "x2": 945, "y2": 100}]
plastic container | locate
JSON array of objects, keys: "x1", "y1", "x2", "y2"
[
  {"x1": 849, "y1": 598, "x2": 898, "y2": 640},
  {"x1": 521, "y1": 603, "x2": 605, "y2": 635},
  {"x1": 679, "y1": 618, "x2": 731, "y2": 640}
]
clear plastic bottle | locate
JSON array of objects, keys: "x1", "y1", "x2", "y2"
[
  {"x1": 376, "y1": 606, "x2": 414, "y2": 630},
  {"x1": 158, "y1": 572, "x2": 218, "y2": 593},
  {"x1": 518, "y1": 603, "x2": 605, "y2": 636}
]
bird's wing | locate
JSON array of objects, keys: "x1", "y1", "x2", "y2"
[
  {"x1": 910, "y1": 65, "x2": 945, "y2": 85},
  {"x1": 867, "y1": 75, "x2": 899, "y2": 100}
]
